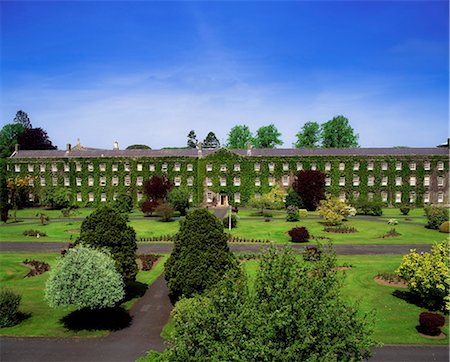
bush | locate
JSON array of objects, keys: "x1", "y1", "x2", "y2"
[
  {"x1": 299, "y1": 209, "x2": 308, "y2": 218},
  {"x1": 112, "y1": 192, "x2": 134, "y2": 214},
  {"x1": 40, "y1": 188, "x2": 74, "y2": 210},
  {"x1": 164, "y1": 209, "x2": 237, "y2": 302},
  {"x1": 284, "y1": 188, "x2": 303, "y2": 209},
  {"x1": 223, "y1": 214, "x2": 238, "y2": 229},
  {"x1": 303, "y1": 246, "x2": 321, "y2": 261},
  {"x1": 399, "y1": 206, "x2": 410, "y2": 216},
  {"x1": 425, "y1": 206, "x2": 449, "y2": 230},
  {"x1": 141, "y1": 199, "x2": 159, "y2": 216},
  {"x1": 75, "y1": 206, "x2": 138, "y2": 282},
  {"x1": 317, "y1": 197, "x2": 356, "y2": 225},
  {"x1": 439, "y1": 221, "x2": 449, "y2": 233},
  {"x1": 168, "y1": 188, "x2": 190, "y2": 216},
  {"x1": 155, "y1": 202, "x2": 175, "y2": 222},
  {"x1": 23, "y1": 229, "x2": 47, "y2": 237},
  {"x1": 286, "y1": 205, "x2": 300, "y2": 222},
  {"x1": 288, "y1": 227, "x2": 310, "y2": 242},
  {"x1": 0, "y1": 288, "x2": 21, "y2": 327},
  {"x1": 324, "y1": 225, "x2": 358, "y2": 234},
  {"x1": 45, "y1": 245, "x2": 125, "y2": 310},
  {"x1": 418, "y1": 312, "x2": 445, "y2": 336},
  {"x1": 354, "y1": 200, "x2": 383, "y2": 216}
]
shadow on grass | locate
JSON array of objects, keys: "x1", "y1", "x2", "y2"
[
  {"x1": 392, "y1": 290, "x2": 441, "y2": 311},
  {"x1": 61, "y1": 307, "x2": 132, "y2": 331}
]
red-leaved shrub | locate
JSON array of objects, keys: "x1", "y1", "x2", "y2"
[
  {"x1": 288, "y1": 227, "x2": 310, "y2": 243},
  {"x1": 419, "y1": 312, "x2": 445, "y2": 336}
]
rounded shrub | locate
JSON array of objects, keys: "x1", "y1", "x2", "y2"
[
  {"x1": 439, "y1": 221, "x2": 449, "y2": 233},
  {"x1": 0, "y1": 288, "x2": 21, "y2": 327},
  {"x1": 222, "y1": 214, "x2": 238, "y2": 229},
  {"x1": 286, "y1": 205, "x2": 300, "y2": 222},
  {"x1": 288, "y1": 227, "x2": 310, "y2": 243},
  {"x1": 399, "y1": 206, "x2": 410, "y2": 216},
  {"x1": 418, "y1": 312, "x2": 445, "y2": 336}
]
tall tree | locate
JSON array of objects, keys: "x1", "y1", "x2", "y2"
[
  {"x1": 17, "y1": 128, "x2": 57, "y2": 150},
  {"x1": 226, "y1": 125, "x2": 253, "y2": 148},
  {"x1": 253, "y1": 124, "x2": 283, "y2": 148},
  {"x1": 294, "y1": 121, "x2": 321, "y2": 148},
  {"x1": 143, "y1": 175, "x2": 172, "y2": 203},
  {"x1": 202, "y1": 131, "x2": 220, "y2": 149},
  {"x1": 13, "y1": 110, "x2": 32, "y2": 129},
  {"x1": 187, "y1": 130, "x2": 198, "y2": 148},
  {"x1": 321, "y1": 115, "x2": 359, "y2": 148},
  {"x1": 292, "y1": 170, "x2": 326, "y2": 211},
  {"x1": 0, "y1": 123, "x2": 25, "y2": 158}
]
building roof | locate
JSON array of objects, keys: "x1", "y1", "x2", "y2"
[{"x1": 9, "y1": 147, "x2": 449, "y2": 159}]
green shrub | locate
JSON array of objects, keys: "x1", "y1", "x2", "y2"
[
  {"x1": 223, "y1": 214, "x2": 238, "y2": 229},
  {"x1": 439, "y1": 221, "x2": 449, "y2": 233},
  {"x1": 425, "y1": 206, "x2": 449, "y2": 230},
  {"x1": 399, "y1": 206, "x2": 410, "y2": 216},
  {"x1": 155, "y1": 202, "x2": 175, "y2": 222},
  {"x1": 168, "y1": 188, "x2": 190, "y2": 216},
  {"x1": 286, "y1": 205, "x2": 300, "y2": 222},
  {"x1": 284, "y1": 188, "x2": 303, "y2": 209},
  {"x1": 354, "y1": 200, "x2": 383, "y2": 216},
  {"x1": 112, "y1": 192, "x2": 133, "y2": 214},
  {"x1": 0, "y1": 288, "x2": 21, "y2": 327},
  {"x1": 299, "y1": 209, "x2": 308, "y2": 218}
]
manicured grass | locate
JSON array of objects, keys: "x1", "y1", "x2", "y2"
[
  {"x1": 0, "y1": 252, "x2": 167, "y2": 337},
  {"x1": 130, "y1": 219, "x2": 179, "y2": 240},
  {"x1": 10, "y1": 208, "x2": 96, "y2": 219},
  {"x1": 242, "y1": 255, "x2": 448, "y2": 344},
  {"x1": 0, "y1": 221, "x2": 82, "y2": 242}
]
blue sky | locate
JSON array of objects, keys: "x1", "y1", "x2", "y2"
[{"x1": 1, "y1": 1, "x2": 448, "y2": 149}]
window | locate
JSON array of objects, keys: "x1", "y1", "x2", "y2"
[
  {"x1": 381, "y1": 162, "x2": 388, "y2": 171},
  {"x1": 40, "y1": 164, "x2": 46, "y2": 172},
  {"x1": 124, "y1": 163, "x2": 130, "y2": 172},
  {"x1": 52, "y1": 163, "x2": 58, "y2": 172},
  {"x1": 438, "y1": 192, "x2": 444, "y2": 203},
  {"x1": 353, "y1": 162, "x2": 360, "y2": 171},
  {"x1": 234, "y1": 192, "x2": 241, "y2": 203},
  {"x1": 101, "y1": 193, "x2": 107, "y2": 202},
  {"x1": 206, "y1": 164, "x2": 213, "y2": 172},
  {"x1": 353, "y1": 175, "x2": 360, "y2": 186},
  {"x1": 28, "y1": 178, "x2": 34, "y2": 186},
  {"x1": 64, "y1": 177, "x2": 70, "y2": 187},
  {"x1": 234, "y1": 176, "x2": 241, "y2": 186},
  {"x1": 15, "y1": 164, "x2": 20, "y2": 172},
  {"x1": 339, "y1": 192, "x2": 346, "y2": 201},
  {"x1": 137, "y1": 192, "x2": 143, "y2": 201},
  {"x1": 149, "y1": 164, "x2": 155, "y2": 172},
  {"x1": 282, "y1": 175, "x2": 289, "y2": 186},
  {"x1": 268, "y1": 176, "x2": 275, "y2": 186},
  {"x1": 112, "y1": 164, "x2": 118, "y2": 172},
  {"x1": 219, "y1": 164, "x2": 227, "y2": 172},
  {"x1": 206, "y1": 177, "x2": 213, "y2": 187},
  {"x1": 409, "y1": 162, "x2": 416, "y2": 171},
  {"x1": 438, "y1": 176, "x2": 444, "y2": 187},
  {"x1": 255, "y1": 192, "x2": 261, "y2": 199},
  {"x1": 187, "y1": 164, "x2": 193, "y2": 172},
  {"x1": 311, "y1": 163, "x2": 316, "y2": 171},
  {"x1": 268, "y1": 162, "x2": 275, "y2": 172},
  {"x1": 52, "y1": 177, "x2": 58, "y2": 186},
  {"x1": 381, "y1": 176, "x2": 388, "y2": 186},
  {"x1": 423, "y1": 192, "x2": 430, "y2": 203},
  {"x1": 162, "y1": 163, "x2": 168, "y2": 172},
  {"x1": 424, "y1": 161, "x2": 430, "y2": 170},
  {"x1": 409, "y1": 176, "x2": 416, "y2": 186},
  {"x1": 98, "y1": 163, "x2": 105, "y2": 172},
  {"x1": 353, "y1": 191, "x2": 360, "y2": 200},
  {"x1": 76, "y1": 162, "x2": 82, "y2": 172},
  {"x1": 136, "y1": 176, "x2": 143, "y2": 186},
  {"x1": 174, "y1": 177, "x2": 181, "y2": 187},
  {"x1": 424, "y1": 176, "x2": 430, "y2": 186},
  {"x1": 112, "y1": 176, "x2": 118, "y2": 186},
  {"x1": 395, "y1": 176, "x2": 402, "y2": 186},
  {"x1": 410, "y1": 192, "x2": 416, "y2": 203},
  {"x1": 234, "y1": 164, "x2": 240, "y2": 172},
  {"x1": 188, "y1": 194, "x2": 193, "y2": 203},
  {"x1": 368, "y1": 175, "x2": 375, "y2": 187},
  {"x1": 255, "y1": 177, "x2": 261, "y2": 186},
  {"x1": 137, "y1": 163, "x2": 144, "y2": 171},
  {"x1": 339, "y1": 176, "x2": 345, "y2": 186},
  {"x1": 113, "y1": 192, "x2": 118, "y2": 201},
  {"x1": 76, "y1": 177, "x2": 82, "y2": 186},
  {"x1": 368, "y1": 192, "x2": 374, "y2": 201},
  {"x1": 64, "y1": 163, "x2": 69, "y2": 172},
  {"x1": 367, "y1": 161, "x2": 374, "y2": 171},
  {"x1": 297, "y1": 162, "x2": 303, "y2": 171},
  {"x1": 28, "y1": 164, "x2": 34, "y2": 172},
  {"x1": 395, "y1": 162, "x2": 402, "y2": 171},
  {"x1": 325, "y1": 177, "x2": 331, "y2": 186},
  {"x1": 174, "y1": 163, "x2": 181, "y2": 172},
  {"x1": 339, "y1": 163, "x2": 345, "y2": 171},
  {"x1": 88, "y1": 163, "x2": 94, "y2": 172},
  {"x1": 254, "y1": 163, "x2": 261, "y2": 172},
  {"x1": 395, "y1": 192, "x2": 402, "y2": 203},
  {"x1": 99, "y1": 176, "x2": 105, "y2": 186},
  {"x1": 88, "y1": 192, "x2": 94, "y2": 202},
  {"x1": 124, "y1": 176, "x2": 131, "y2": 186},
  {"x1": 187, "y1": 176, "x2": 193, "y2": 186},
  {"x1": 207, "y1": 192, "x2": 213, "y2": 203},
  {"x1": 40, "y1": 177, "x2": 46, "y2": 186},
  {"x1": 381, "y1": 191, "x2": 388, "y2": 202},
  {"x1": 283, "y1": 162, "x2": 289, "y2": 171},
  {"x1": 220, "y1": 177, "x2": 226, "y2": 186},
  {"x1": 77, "y1": 192, "x2": 82, "y2": 202},
  {"x1": 325, "y1": 162, "x2": 331, "y2": 171},
  {"x1": 88, "y1": 176, "x2": 94, "y2": 187}
]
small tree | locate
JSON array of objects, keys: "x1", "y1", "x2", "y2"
[
  {"x1": 202, "y1": 132, "x2": 220, "y2": 148},
  {"x1": 141, "y1": 199, "x2": 158, "y2": 216},
  {"x1": 317, "y1": 197, "x2": 356, "y2": 225},
  {"x1": 266, "y1": 184, "x2": 286, "y2": 209},
  {"x1": 292, "y1": 170, "x2": 325, "y2": 211},
  {"x1": 284, "y1": 188, "x2": 303, "y2": 209},
  {"x1": 248, "y1": 194, "x2": 274, "y2": 216},
  {"x1": 155, "y1": 202, "x2": 175, "y2": 222},
  {"x1": 75, "y1": 207, "x2": 138, "y2": 282},
  {"x1": 168, "y1": 188, "x2": 190, "y2": 216},
  {"x1": 164, "y1": 209, "x2": 237, "y2": 302},
  {"x1": 45, "y1": 246, "x2": 124, "y2": 310},
  {"x1": 143, "y1": 176, "x2": 172, "y2": 204},
  {"x1": 187, "y1": 130, "x2": 198, "y2": 148},
  {"x1": 396, "y1": 240, "x2": 449, "y2": 312},
  {"x1": 41, "y1": 188, "x2": 73, "y2": 209}
]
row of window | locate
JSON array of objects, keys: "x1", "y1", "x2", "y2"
[
  {"x1": 334, "y1": 191, "x2": 445, "y2": 204},
  {"x1": 13, "y1": 160, "x2": 447, "y2": 173}
]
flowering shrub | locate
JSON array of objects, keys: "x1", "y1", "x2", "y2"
[{"x1": 317, "y1": 197, "x2": 355, "y2": 225}]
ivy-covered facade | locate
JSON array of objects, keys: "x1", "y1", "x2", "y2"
[{"x1": 7, "y1": 143, "x2": 449, "y2": 207}]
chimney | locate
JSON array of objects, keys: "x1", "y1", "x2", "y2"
[
  {"x1": 66, "y1": 143, "x2": 71, "y2": 151},
  {"x1": 14, "y1": 144, "x2": 19, "y2": 153},
  {"x1": 246, "y1": 143, "x2": 252, "y2": 156},
  {"x1": 113, "y1": 141, "x2": 119, "y2": 150}
]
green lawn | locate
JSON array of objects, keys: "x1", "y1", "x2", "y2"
[
  {"x1": 0, "y1": 252, "x2": 167, "y2": 337},
  {"x1": 242, "y1": 255, "x2": 448, "y2": 344}
]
